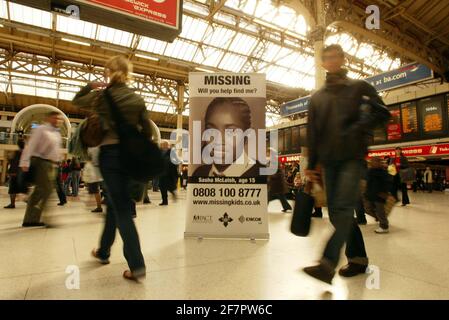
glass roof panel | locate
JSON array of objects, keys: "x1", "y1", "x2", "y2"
[
  {"x1": 228, "y1": 33, "x2": 258, "y2": 55},
  {"x1": 218, "y1": 53, "x2": 247, "y2": 72},
  {"x1": 180, "y1": 16, "x2": 209, "y2": 42},
  {"x1": 193, "y1": 45, "x2": 224, "y2": 67},
  {"x1": 164, "y1": 39, "x2": 198, "y2": 61},
  {"x1": 8, "y1": 2, "x2": 52, "y2": 29},
  {"x1": 138, "y1": 36, "x2": 167, "y2": 55},
  {"x1": 215, "y1": 12, "x2": 237, "y2": 26},
  {"x1": 96, "y1": 25, "x2": 133, "y2": 47},
  {"x1": 13, "y1": 84, "x2": 36, "y2": 96},
  {"x1": 56, "y1": 15, "x2": 97, "y2": 39},
  {"x1": 203, "y1": 25, "x2": 236, "y2": 48},
  {"x1": 183, "y1": 0, "x2": 209, "y2": 16},
  {"x1": 0, "y1": 0, "x2": 7, "y2": 19},
  {"x1": 58, "y1": 91, "x2": 76, "y2": 101}
]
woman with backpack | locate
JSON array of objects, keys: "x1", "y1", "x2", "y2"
[{"x1": 72, "y1": 55, "x2": 151, "y2": 281}]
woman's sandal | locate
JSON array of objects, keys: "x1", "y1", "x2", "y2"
[
  {"x1": 123, "y1": 270, "x2": 145, "y2": 282},
  {"x1": 91, "y1": 249, "x2": 110, "y2": 265}
]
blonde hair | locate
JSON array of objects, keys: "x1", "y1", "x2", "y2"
[{"x1": 105, "y1": 55, "x2": 132, "y2": 84}]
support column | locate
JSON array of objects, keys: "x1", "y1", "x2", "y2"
[
  {"x1": 176, "y1": 83, "x2": 185, "y2": 161},
  {"x1": 313, "y1": 0, "x2": 326, "y2": 89}
]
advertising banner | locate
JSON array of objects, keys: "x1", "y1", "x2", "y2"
[
  {"x1": 185, "y1": 73, "x2": 269, "y2": 240},
  {"x1": 82, "y1": 0, "x2": 180, "y2": 28},
  {"x1": 365, "y1": 62, "x2": 433, "y2": 92}
]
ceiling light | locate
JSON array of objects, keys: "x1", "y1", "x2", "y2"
[
  {"x1": 61, "y1": 38, "x2": 90, "y2": 46},
  {"x1": 135, "y1": 53, "x2": 159, "y2": 61},
  {"x1": 195, "y1": 67, "x2": 213, "y2": 73}
]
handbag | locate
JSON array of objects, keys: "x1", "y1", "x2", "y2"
[
  {"x1": 81, "y1": 113, "x2": 105, "y2": 147},
  {"x1": 387, "y1": 164, "x2": 397, "y2": 176},
  {"x1": 103, "y1": 87, "x2": 164, "y2": 182},
  {"x1": 290, "y1": 182, "x2": 314, "y2": 237},
  {"x1": 384, "y1": 194, "x2": 397, "y2": 216},
  {"x1": 16, "y1": 165, "x2": 35, "y2": 194}
]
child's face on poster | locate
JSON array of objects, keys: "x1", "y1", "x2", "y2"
[{"x1": 205, "y1": 102, "x2": 247, "y2": 164}]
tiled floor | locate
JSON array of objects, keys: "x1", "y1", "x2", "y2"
[{"x1": 0, "y1": 187, "x2": 448, "y2": 300}]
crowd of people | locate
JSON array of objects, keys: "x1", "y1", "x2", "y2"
[
  {"x1": 1, "y1": 47, "x2": 447, "y2": 287},
  {"x1": 2, "y1": 56, "x2": 183, "y2": 282}
]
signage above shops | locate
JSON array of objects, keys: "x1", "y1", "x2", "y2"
[
  {"x1": 365, "y1": 62, "x2": 434, "y2": 92},
  {"x1": 279, "y1": 96, "x2": 310, "y2": 118},
  {"x1": 280, "y1": 62, "x2": 434, "y2": 117},
  {"x1": 367, "y1": 143, "x2": 449, "y2": 158},
  {"x1": 279, "y1": 154, "x2": 301, "y2": 163}
]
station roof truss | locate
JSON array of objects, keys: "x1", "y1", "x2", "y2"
[{"x1": 0, "y1": 0, "x2": 447, "y2": 127}]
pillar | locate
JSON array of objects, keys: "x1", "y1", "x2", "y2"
[
  {"x1": 314, "y1": 0, "x2": 326, "y2": 89},
  {"x1": 176, "y1": 83, "x2": 185, "y2": 162}
]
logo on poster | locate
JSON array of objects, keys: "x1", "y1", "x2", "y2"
[
  {"x1": 193, "y1": 215, "x2": 213, "y2": 223},
  {"x1": 238, "y1": 215, "x2": 262, "y2": 224},
  {"x1": 219, "y1": 213, "x2": 233, "y2": 227}
]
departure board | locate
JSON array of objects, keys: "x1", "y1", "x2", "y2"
[
  {"x1": 285, "y1": 127, "x2": 292, "y2": 153},
  {"x1": 278, "y1": 129, "x2": 285, "y2": 154},
  {"x1": 419, "y1": 96, "x2": 444, "y2": 134},
  {"x1": 400, "y1": 101, "x2": 418, "y2": 135},
  {"x1": 387, "y1": 107, "x2": 402, "y2": 141},
  {"x1": 292, "y1": 126, "x2": 301, "y2": 152},
  {"x1": 447, "y1": 94, "x2": 449, "y2": 124}
]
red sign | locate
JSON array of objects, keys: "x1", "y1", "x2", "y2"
[
  {"x1": 85, "y1": 0, "x2": 180, "y2": 28},
  {"x1": 368, "y1": 143, "x2": 449, "y2": 158},
  {"x1": 279, "y1": 154, "x2": 301, "y2": 163}
]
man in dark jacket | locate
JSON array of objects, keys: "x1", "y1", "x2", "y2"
[
  {"x1": 159, "y1": 140, "x2": 179, "y2": 206},
  {"x1": 268, "y1": 166, "x2": 292, "y2": 213},
  {"x1": 303, "y1": 44, "x2": 390, "y2": 284},
  {"x1": 365, "y1": 157, "x2": 391, "y2": 233}
]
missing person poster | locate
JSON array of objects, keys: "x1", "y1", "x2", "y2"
[{"x1": 185, "y1": 73, "x2": 269, "y2": 240}]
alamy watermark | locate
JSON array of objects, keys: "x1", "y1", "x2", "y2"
[
  {"x1": 65, "y1": 265, "x2": 80, "y2": 290},
  {"x1": 169, "y1": 124, "x2": 279, "y2": 176},
  {"x1": 365, "y1": 265, "x2": 381, "y2": 290},
  {"x1": 365, "y1": 5, "x2": 380, "y2": 30}
]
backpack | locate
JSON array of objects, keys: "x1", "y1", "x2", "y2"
[
  {"x1": 80, "y1": 113, "x2": 105, "y2": 148},
  {"x1": 103, "y1": 87, "x2": 164, "y2": 182}
]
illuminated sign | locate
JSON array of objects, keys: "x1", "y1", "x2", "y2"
[
  {"x1": 279, "y1": 154, "x2": 301, "y2": 163},
  {"x1": 368, "y1": 143, "x2": 449, "y2": 158}
]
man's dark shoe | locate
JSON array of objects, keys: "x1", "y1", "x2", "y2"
[
  {"x1": 311, "y1": 211, "x2": 323, "y2": 218},
  {"x1": 143, "y1": 198, "x2": 151, "y2": 204},
  {"x1": 159, "y1": 202, "x2": 168, "y2": 206},
  {"x1": 57, "y1": 202, "x2": 66, "y2": 206},
  {"x1": 4, "y1": 204, "x2": 15, "y2": 209},
  {"x1": 22, "y1": 222, "x2": 46, "y2": 228},
  {"x1": 357, "y1": 218, "x2": 367, "y2": 225},
  {"x1": 91, "y1": 207, "x2": 103, "y2": 213},
  {"x1": 338, "y1": 263, "x2": 368, "y2": 277},
  {"x1": 303, "y1": 264, "x2": 335, "y2": 284}
]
